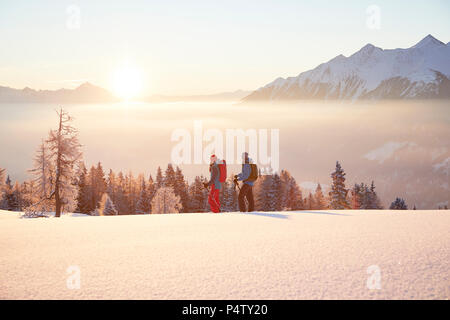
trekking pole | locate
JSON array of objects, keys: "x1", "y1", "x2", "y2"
[{"x1": 233, "y1": 178, "x2": 241, "y2": 191}]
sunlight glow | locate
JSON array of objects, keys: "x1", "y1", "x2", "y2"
[{"x1": 112, "y1": 66, "x2": 143, "y2": 100}]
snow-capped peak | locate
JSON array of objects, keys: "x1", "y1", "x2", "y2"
[
  {"x1": 243, "y1": 35, "x2": 450, "y2": 101},
  {"x1": 412, "y1": 34, "x2": 445, "y2": 49}
]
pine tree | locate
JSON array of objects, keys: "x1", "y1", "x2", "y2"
[
  {"x1": 174, "y1": 166, "x2": 189, "y2": 213},
  {"x1": 257, "y1": 173, "x2": 282, "y2": 211},
  {"x1": 98, "y1": 193, "x2": 118, "y2": 216},
  {"x1": 125, "y1": 171, "x2": 138, "y2": 214},
  {"x1": 221, "y1": 175, "x2": 238, "y2": 212},
  {"x1": 20, "y1": 181, "x2": 36, "y2": 210},
  {"x1": 1, "y1": 176, "x2": 18, "y2": 211},
  {"x1": 329, "y1": 161, "x2": 349, "y2": 209},
  {"x1": 351, "y1": 181, "x2": 382, "y2": 210},
  {"x1": 147, "y1": 175, "x2": 156, "y2": 212},
  {"x1": 155, "y1": 166, "x2": 164, "y2": 190},
  {"x1": 314, "y1": 183, "x2": 327, "y2": 210},
  {"x1": 75, "y1": 162, "x2": 90, "y2": 213},
  {"x1": 136, "y1": 179, "x2": 152, "y2": 214},
  {"x1": 107, "y1": 169, "x2": 116, "y2": 203},
  {"x1": 0, "y1": 167, "x2": 6, "y2": 200},
  {"x1": 389, "y1": 198, "x2": 408, "y2": 210},
  {"x1": 45, "y1": 108, "x2": 82, "y2": 217},
  {"x1": 188, "y1": 176, "x2": 209, "y2": 213},
  {"x1": 151, "y1": 187, "x2": 181, "y2": 214},
  {"x1": 115, "y1": 171, "x2": 128, "y2": 214},
  {"x1": 279, "y1": 170, "x2": 303, "y2": 211},
  {"x1": 350, "y1": 184, "x2": 361, "y2": 209},
  {"x1": 12, "y1": 182, "x2": 23, "y2": 211},
  {"x1": 368, "y1": 181, "x2": 383, "y2": 209},
  {"x1": 306, "y1": 192, "x2": 315, "y2": 210}
]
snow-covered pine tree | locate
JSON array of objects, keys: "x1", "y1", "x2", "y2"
[
  {"x1": 314, "y1": 183, "x2": 327, "y2": 210},
  {"x1": 188, "y1": 176, "x2": 209, "y2": 213},
  {"x1": 389, "y1": 197, "x2": 408, "y2": 210},
  {"x1": 151, "y1": 186, "x2": 181, "y2": 214},
  {"x1": 329, "y1": 161, "x2": 349, "y2": 209},
  {"x1": 174, "y1": 166, "x2": 189, "y2": 213},
  {"x1": 46, "y1": 108, "x2": 82, "y2": 217},
  {"x1": 257, "y1": 173, "x2": 282, "y2": 211},
  {"x1": 98, "y1": 193, "x2": 118, "y2": 216}
]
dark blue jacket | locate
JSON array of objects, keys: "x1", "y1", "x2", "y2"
[{"x1": 237, "y1": 163, "x2": 254, "y2": 186}]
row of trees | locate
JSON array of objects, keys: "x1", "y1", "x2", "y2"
[
  {"x1": 1, "y1": 108, "x2": 414, "y2": 216},
  {"x1": 1, "y1": 160, "x2": 385, "y2": 215}
]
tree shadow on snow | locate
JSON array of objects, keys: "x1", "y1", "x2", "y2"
[
  {"x1": 240, "y1": 211, "x2": 289, "y2": 219},
  {"x1": 295, "y1": 210, "x2": 350, "y2": 216}
]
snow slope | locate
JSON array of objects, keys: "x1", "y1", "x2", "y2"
[
  {"x1": 0, "y1": 209, "x2": 449, "y2": 299},
  {"x1": 243, "y1": 35, "x2": 450, "y2": 101}
]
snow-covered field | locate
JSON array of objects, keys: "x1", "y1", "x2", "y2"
[{"x1": 0, "y1": 209, "x2": 448, "y2": 299}]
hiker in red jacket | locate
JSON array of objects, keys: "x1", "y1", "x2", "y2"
[{"x1": 203, "y1": 154, "x2": 222, "y2": 213}]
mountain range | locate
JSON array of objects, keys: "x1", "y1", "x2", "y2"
[
  {"x1": 0, "y1": 82, "x2": 250, "y2": 103},
  {"x1": 243, "y1": 34, "x2": 450, "y2": 101},
  {"x1": 0, "y1": 82, "x2": 118, "y2": 103},
  {"x1": 1, "y1": 35, "x2": 449, "y2": 103}
]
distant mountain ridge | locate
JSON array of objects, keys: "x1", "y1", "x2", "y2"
[
  {"x1": 0, "y1": 82, "x2": 118, "y2": 103},
  {"x1": 243, "y1": 34, "x2": 450, "y2": 101},
  {"x1": 0, "y1": 83, "x2": 250, "y2": 103},
  {"x1": 145, "y1": 90, "x2": 252, "y2": 103}
]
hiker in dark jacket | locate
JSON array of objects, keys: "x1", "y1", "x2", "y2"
[
  {"x1": 235, "y1": 152, "x2": 255, "y2": 212},
  {"x1": 203, "y1": 154, "x2": 221, "y2": 213}
]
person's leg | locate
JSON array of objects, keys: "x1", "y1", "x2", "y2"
[
  {"x1": 238, "y1": 184, "x2": 247, "y2": 212},
  {"x1": 239, "y1": 184, "x2": 250, "y2": 212},
  {"x1": 214, "y1": 188, "x2": 220, "y2": 213},
  {"x1": 246, "y1": 185, "x2": 255, "y2": 212},
  {"x1": 208, "y1": 185, "x2": 220, "y2": 213}
]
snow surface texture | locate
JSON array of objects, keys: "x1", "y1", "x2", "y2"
[
  {"x1": 0, "y1": 209, "x2": 449, "y2": 299},
  {"x1": 244, "y1": 35, "x2": 450, "y2": 101}
]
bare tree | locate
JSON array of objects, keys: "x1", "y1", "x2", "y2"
[
  {"x1": 48, "y1": 108, "x2": 82, "y2": 217},
  {"x1": 29, "y1": 108, "x2": 82, "y2": 217}
]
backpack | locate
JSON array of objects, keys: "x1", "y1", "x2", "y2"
[
  {"x1": 244, "y1": 163, "x2": 258, "y2": 182},
  {"x1": 218, "y1": 160, "x2": 227, "y2": 183}
]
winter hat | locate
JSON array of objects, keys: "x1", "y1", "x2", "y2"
[{"x1": 210, "y1": 154, "x2": 217, "y2": 163}]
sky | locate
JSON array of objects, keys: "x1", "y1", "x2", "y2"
[{"x1": 0, "y1": 0, "x2": 449, "y2": 96}]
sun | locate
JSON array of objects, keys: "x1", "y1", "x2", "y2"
[{"x1": 112, "y1": 66, "x2": 143, "y2": 100}]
